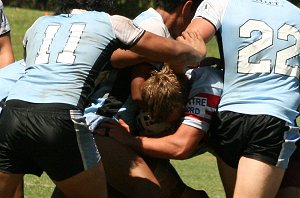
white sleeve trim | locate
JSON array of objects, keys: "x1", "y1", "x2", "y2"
[
  {"x1": 193, "y1": 0, "x2": 229, "y2": 30},
  {"x1": 110, "y1": 15, "x2": 145, "y2": 48}
]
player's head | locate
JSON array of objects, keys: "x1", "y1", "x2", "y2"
[
  {"x1": 140, "y1": 65, "x2": 190, "y2": 124},
  {"x1": 55, "y1": 0, "x2": 115, "y2": 14},
  {"x1": 154, "y1": 0, "x2": 200, "y2": 13},
  {"x1": 154, "y1": 0, "x2": 203, "y2": 38}
]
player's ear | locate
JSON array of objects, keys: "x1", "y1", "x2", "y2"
[{"x1": 181, "y1": 0, "x2": 193, "y2": 16}]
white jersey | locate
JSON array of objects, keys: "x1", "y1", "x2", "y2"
[
  {"x1": 183, "y1": 67, "x2": 223, "y2": 133},
  {"x1": 134, "y1": 7, "x2": 170, "y2": 70},
  {"x1": 134, "y1": 8, "x2": 170, "y2": 38},
  {"x1": 194, "y1": 0, "x2": 300, "y2": 124},
  {"x1": 0, "y1": 1, "x2": 10, "y2": 35}
]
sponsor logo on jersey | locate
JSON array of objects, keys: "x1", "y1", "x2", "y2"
[
  {"x1": 185, "y1": 93, "x2": 220, "y2": 121},
  {"x1": 252, "y1": 0, "x2": 283, "y2": 7},
  {"x1": 186, "y1": 97, "x2": 207, "y2": 116}
]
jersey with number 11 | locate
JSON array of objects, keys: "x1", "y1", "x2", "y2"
[{"x1": 7, "y1": 11, "x2": 144, "y2": 110}]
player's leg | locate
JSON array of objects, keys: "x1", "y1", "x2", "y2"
[
  {"x1": 147, "y1": 158, "x2": 209, "y2": 198},
  {"x1": 210, "y1": 112, "x2": 299, "y2": 198},
  {"x1": 0, "y1": 105, "x2": 29, "y2": 198},
  {"x1": 277, "y1": 140, "x2": 300, "y2": 198},
  {"x1": 209, "y1": 111, "x2": 239, "y2": 198},
  {"x1": 95, "y1": 135, "x2": 160, "y2": 198},
  {"x1": 25, "y1": 107, "x2": 108, "y2": 198},
  {"x1": 234, "y1": 157, "x2": 285, "y2": 198},
  {"x1": 13, "y1": 180, "x2": 24, "y2": 198},
  {"x1": 216, "y1": 157, "x2": 237, "y2": 198},
  {"x1": 233, "y1": 117, "x2": 299, "y2": 198},
  {"x1": 0, "y1": 173, "x2": 24, "y2": 198},
  {"x1": 53, "y1": 161, "x2": 107, "y2": 198}
]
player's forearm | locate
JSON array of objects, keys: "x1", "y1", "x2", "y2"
[
  {"x1": 0, "y1": 34, "x2": 14, "y2": 68},
  {"x1": 132, "y1": 135, "x2": 194, "y2": 160},
  {"x1": 131, "y1": 31, "x2": 206, "y2": 68},
  {"x1": 110, "y1": 49, "x2": 149, "y2": 68}
]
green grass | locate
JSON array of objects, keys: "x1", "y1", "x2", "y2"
[
  {"x1": 24, "y1": 174, "x2": 55, "y2": 197},
  {"x1": 5, "y1": 6, "x2": 224, "y2": 198},
  {"x1": 171, "y1": 153, "x2": 225, "y2": 198},
  {"x1": 6, "y1": 7, "x2": 48, "y2": 60}
]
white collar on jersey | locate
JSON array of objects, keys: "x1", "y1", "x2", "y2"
[{"x1": 70, "y1": 9, "x2": 87, "y2": 14}]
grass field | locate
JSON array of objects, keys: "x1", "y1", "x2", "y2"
[{"x1": 15, "y1": 5, "x2": 300, "y2": 198}]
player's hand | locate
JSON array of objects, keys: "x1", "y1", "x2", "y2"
[
  {"x1": 95, "y1": 119, "x2": 132, "y2": 143},
  {"x1": 118, "y1": 119, "x2": 130, "y2": 132},
  {"x1": 176, "y1": 30, "x2": 207, "y2": 67}
]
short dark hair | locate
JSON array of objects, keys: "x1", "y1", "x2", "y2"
[
  {"x1": 55, "y1": 0, "x2": 115, "y2": 14},
  {"x1": 154, "y1": 0, "x2": 202, "y2": 13}
]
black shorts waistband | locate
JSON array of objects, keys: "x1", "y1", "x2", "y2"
[{"x1": 6, "y1": 100, "x2": 79, "y2": 111}]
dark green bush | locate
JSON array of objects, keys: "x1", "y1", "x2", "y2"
[{"x1": 3, "y1": 0, "x2": 152, "y2": 18}]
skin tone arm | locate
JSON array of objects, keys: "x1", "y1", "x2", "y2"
[
  {"x1": 97, "y1": 119, "x2": 205, "y2": 160},
  {"x1": 184, "y1": 18, "x2": 216, "y2": 44},
  {"x1": 127, "y1": 30, "x2": 207, "y2": 71},
  {"x1": 0, "y1": 32, "x2": 14, "y2": 68},
  {"x1": 110, "y1": 49, "x2": 155, "y2": 69},
  {"x1": 130, "y1": 64, "x2": 153, "y2": 102}
]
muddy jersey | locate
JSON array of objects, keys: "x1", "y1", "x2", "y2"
[
  {"x1": 194, "y1": 0, "x2": 300, "y2": 124},
  {"x1": 7, "y1": 10, "x2": 145, "y2": 110},
  {"x1": 183, "y1": 67, "x2": 223, "y2": 133}
]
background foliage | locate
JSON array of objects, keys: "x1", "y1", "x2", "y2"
[
  {"x1": 3, "y1": 0, "x2": 300, "y2": 18},
  {"x1": 3, "y1": 0, "x2": 153, "y2": 18}
]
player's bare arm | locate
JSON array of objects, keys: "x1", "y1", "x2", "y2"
[
  {"x1": 0, "y1": 32, "x2": 14, "y2": 68},
  {"x1": 110, "y1": 49, "x2": 153, "y2": 69},
  {"x1": 131, "y1": 31, "x2": 206, "y2": 68},
  {"x1": 96, "y1": 120, "x2": 205, "y2": 160},
  {"x1": 184, "y1": 18, "x2": 216, "y2": 43}
]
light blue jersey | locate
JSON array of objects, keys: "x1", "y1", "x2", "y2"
[
  {"x1": 84, "y1": 8, "x2": 171, "y2": 130},
  {"x1": 0, "y1": 60, "x2": 25, "y2": 100},
  {"x1": 194, "y1": 0, "x2": 300, "y2": 124},
  {"x1": 7, "y1": 11, "x2": 144, "y2": 110}
]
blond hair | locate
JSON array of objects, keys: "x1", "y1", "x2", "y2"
[{"x1": 140, "y1": 65, "x2": 190, "y2": 122}]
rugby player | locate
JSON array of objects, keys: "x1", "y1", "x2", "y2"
[
  {"x1": 96, "y1": 64, "x2": 223, "y2": 198},
  {"x1": 0, "y1": 0, "x2": 206, "y2": 197},
  {"x1": 183, "y1": 0, "x2": 300, "y2": 197}
]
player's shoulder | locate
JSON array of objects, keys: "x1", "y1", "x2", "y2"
[
  {"x1": 186, "y1": 66, "x2": 223, "y2": 81},
  {"x1": 134, "y1": 8, "x2": 162, "y2": 23},
  {"x1": 186, "y1": 66, "x2": 224, "y2": 92}
]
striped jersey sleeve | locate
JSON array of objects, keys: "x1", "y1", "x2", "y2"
[{"x1": 182, "y1": 67, "x2": 223, "y2": 132}]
